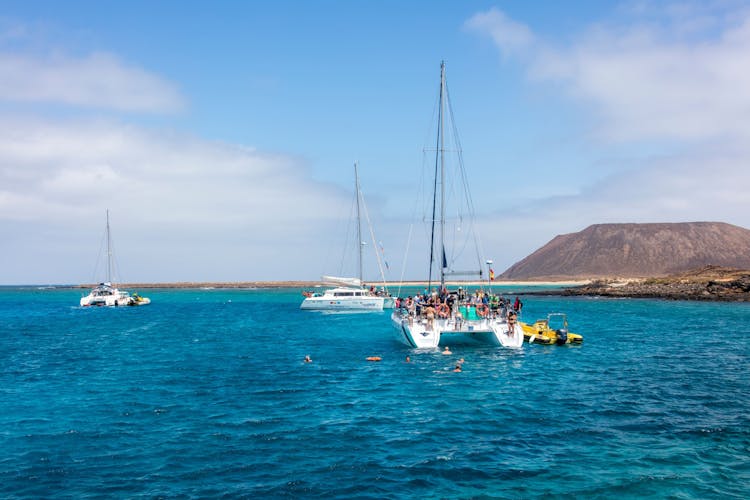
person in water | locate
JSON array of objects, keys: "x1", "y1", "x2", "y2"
[{"x1": 304, "y1": 355, "x2": 312, "y2": 363}]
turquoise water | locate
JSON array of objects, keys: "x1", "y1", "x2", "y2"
[{"x1": 1, "y1": 287, "x2": 748, "y2": 498}]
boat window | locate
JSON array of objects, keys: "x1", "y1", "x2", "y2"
[{"x1": 334, "y1": 292, "x2": 354, "y2": 297}]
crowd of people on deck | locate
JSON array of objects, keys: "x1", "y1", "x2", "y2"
[
  {"x1": 393, "y1": 286, "x2": 523, "y2": 326},
  {"x1": 368, "y1": 286, "x2": 391, "y2": 297}
]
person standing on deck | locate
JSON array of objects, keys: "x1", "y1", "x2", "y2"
[
  {"x1": 513, "y1": 296, "x2": 522, "y2": 313},
  {"x1": 505, "y1": 311, "x2": 524, "y2": 346},
  {"x1": 423, "y1": 302, "x2": 436, "y2": 330}
]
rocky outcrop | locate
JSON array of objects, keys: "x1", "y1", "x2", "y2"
[
  {"x1": 559, "y1": 266, "x2": 750, "y2": 301},
  {"x1": 501, "y1": 222, "x2": 750, "y2": 280}
]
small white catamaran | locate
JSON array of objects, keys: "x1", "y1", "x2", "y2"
[
  {"x1": 301, "y1": 162, "x2": 394, "y2": 311},
  {"x1": 391, "y1": 61, "x2": 522, "y2": 348},
  {"x1": 80, "y1": 210, "x2": 150, "y2": 307}
]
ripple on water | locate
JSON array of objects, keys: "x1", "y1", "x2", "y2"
[{"x1": 1, "y1": 290, "x2": 749, "y2": 498}]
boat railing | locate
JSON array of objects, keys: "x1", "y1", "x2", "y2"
[{"x1": 395, "y1": 298, "x2": 511, "y2": 323}]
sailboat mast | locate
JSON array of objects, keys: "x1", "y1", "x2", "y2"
[
  {"x1": 354, "y1": 162, "x2": 363, "y2": 286},
  {"x1": 427, "y1": 61, "x2": 448, "y2": 294},
  {"x1": 106, "y1": 209, "x2": 112, "y2": 284},
  {"x1": 439, "y1": 61, "x2": 447, "y2": 292}
]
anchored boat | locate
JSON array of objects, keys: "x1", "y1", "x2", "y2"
[
  {"x1": 390, "y1": 61, "x2": 521, "y2": 349},
  {"x1": 301, "y1": 162, "x2": 393, "y2": 311},
  {"x1": 80, "y1": 210, "x2": 150, "y2": 307},
  {"x1": 393, "y1": 304, "x2": 523, "y2": 349},
  {"x1": 301, "y1": 278, "x2": 387, "y2": 311},
  {"x1": 520, "y1": 313, "x2": 583, "y2": 345}
]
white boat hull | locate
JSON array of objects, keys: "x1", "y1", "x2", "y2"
[
  {"x1": 80, "y1": 293, "x2": 131, "y2": 307},
  {"x1": 300, "y1": 298, "x2": 384, "y2": 311},
  {"x1": 391, "y1": 311, "x2": 523, "y2": 348},
  {"x1": 80, "y1": 283, "x2": 150, "y2": 307},
  {"x1": 300, "y1": 285, "x2": 391, "y2": 311}
]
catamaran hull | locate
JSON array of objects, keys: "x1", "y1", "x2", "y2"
[
  {"x1": 80, "y1": 285, "x2": 151, "y2": 307},
  {"x1": 391, "y1": 312, "x2": 523, "y2": 348},
  {"x1": 300, "y1": 297, "x2": 384, "y2": 311},
  {"x1": 80, "y1": 295, "x2": 131, "y2": 307}
]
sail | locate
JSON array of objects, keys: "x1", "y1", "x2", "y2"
[{"x1": 321, "y1": 275, "x2": 362, "y2": 288}]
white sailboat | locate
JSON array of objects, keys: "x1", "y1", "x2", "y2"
[
  {"x1": 391, "y1": 61, "x2": 522, "y2": 348},
  {"x1": 301, "y1": 163, "x2": 393, "y2": 311},
  {"x1": 80, "y1": 210, "x2": 151, "y2": 307}
]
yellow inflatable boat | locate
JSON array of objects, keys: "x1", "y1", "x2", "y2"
[{"x1": 520, "y1": 313, "x2": 583, "y2": 345}]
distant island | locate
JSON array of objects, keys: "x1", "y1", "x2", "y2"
[
  {"x1": 65, "y1": 267, "x2": 750, "y2": 301},
  {"x1": 61, "y1": 222, "x2": 750, "y2": 302},
  {"x1": 501, "y1": 222, "x2": 750, "y2": 280},
  {"x1": 495, "y1": 221, "x2": 750, "y2": 302},
  {"x1": 69, "y1": 279, "x2": 585, "y2": 290}
]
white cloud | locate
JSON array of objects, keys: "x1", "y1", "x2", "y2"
[
  {"x1": 0, "y1": 115, "x2": 358, "y2": 283},
  {"x1": 468, "y1": 3, "x2": 750, "y2": 144},
  {"x1": 477, "y1": 143, "x2": 750, "y2": 273},
  {"x1": 0, "y1": 27, "x2": 398, "y2": 284},
  {"x1": 464, "y1": 7, "x2": 534, "y2": 58},
  {"x1": 0, "y1": 51, "x2": 185, "y2": 112},
  {"x1": 536, "y1": 22, "x2": 750, "y2": 142},
  {"x1": 465, "y1": 3, "x2": 750, "y2": 272},
  {"x1": 0, "y1": 116, "x2": 343, "y2": 223}
]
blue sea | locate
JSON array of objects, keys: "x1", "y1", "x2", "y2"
[{"x1": 1, "y1": 286, "x2": 748, "y2": 499}]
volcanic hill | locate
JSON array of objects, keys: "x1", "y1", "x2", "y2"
[{"x1": 501, "y1": 222, "x2": 750, "y2": 280}]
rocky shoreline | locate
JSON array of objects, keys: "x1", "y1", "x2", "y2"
[{"x1": 532, "y1": 266, "x2": 750, "y2": 302}]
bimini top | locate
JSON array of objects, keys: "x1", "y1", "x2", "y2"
[{"x1": 320, "y1": 276, "x2": 363, "y2": 288}]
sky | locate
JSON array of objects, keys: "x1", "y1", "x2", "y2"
[{"x1": 2, "y1": 0, "x2": 750, "y2": 284}]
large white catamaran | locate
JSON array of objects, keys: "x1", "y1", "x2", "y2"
[
  {"x1": 391, "y1": 62, "x2": 522, "y2": 348},
  {"x1": 301, "y1": 163, "x2": 394, "y2": 311},
  {"x1": 80, "y1": 210, "x2": 150, "y2": 307}
]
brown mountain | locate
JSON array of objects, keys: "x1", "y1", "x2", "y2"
[{"x1": 501, "y1": 222, "x2": 750, "y2": 280}]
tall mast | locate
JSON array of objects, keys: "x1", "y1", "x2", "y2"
[
  {"x1": 354, "y1": 162, "x2": 363, "y2": 286},
  {"x1": 106, "y1": 209, "x2": 112, "y2": 284},
  {"x1": 428, "y1": 62, "x2": 444, "y2": 293},
  {"x1": 439, "y1": 61, "x2": 447, "y2": 292}
]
